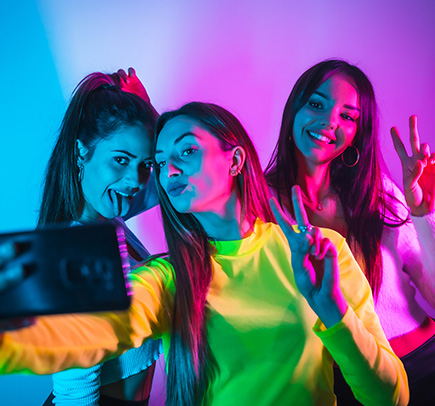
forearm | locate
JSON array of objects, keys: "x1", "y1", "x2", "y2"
[
  {"x1": 410, "y1": 212, "x2": 435, "y2": 306},
  {"x1": 315, "y1": 307, "x2": 409, "y2": 406},
  {"x1": 0, "y1": 260, "x2": 173, "y2": 375}
]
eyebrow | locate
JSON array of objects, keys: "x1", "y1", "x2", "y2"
[
  {"x1": 155, "y1": 132, "x2": 198, "y2": 154},
  {"x1": 313, "y1": 91, "x2": 361, "y2": 112},
  {"x1": 112, "y1": 149, "x2": 152, "y2": 161}
]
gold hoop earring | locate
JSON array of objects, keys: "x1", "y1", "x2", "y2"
[{"x1": 341, "y1": 145, "x2": 360, "y2": 167}]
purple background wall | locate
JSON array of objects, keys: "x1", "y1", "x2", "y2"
[{"x1": 1, "y1": 0, "x2": 434, "y2": 403}]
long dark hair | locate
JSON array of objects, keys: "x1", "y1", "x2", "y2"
[
  {"x1": 154, "y1": 102, "x2": 275, "y2": 405},
  {"x1": 38, "y1": 72, "x2": 157, "y2": 225},
  {"x1": 265, "y1": 59, "x2": 407, "y2": 297}
]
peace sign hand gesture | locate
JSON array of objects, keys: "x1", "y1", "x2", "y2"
[
  {"x1": 270, "y1": 186, "x2": 347, "y2": 328},
  {"x1": 391, "y1": 115, "x2": 435, "y2": 216}
]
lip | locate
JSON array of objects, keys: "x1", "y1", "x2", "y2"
[
  {"x1": 166, "y1": 181, "x2": 187, "y2": 197},
  {"x1": 307, "y1": 130, "x2": 336, "y2": 144}
]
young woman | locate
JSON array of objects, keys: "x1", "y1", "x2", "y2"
[
  {"x1": 38, "y1": 70, "x2": 162, "y2": 406},
  {"x1": 0, "y1": 102, "x2": 408, "y2": 405},
  {"x1": 265, "y1": 59, "x2": 435, "y2": 405}
]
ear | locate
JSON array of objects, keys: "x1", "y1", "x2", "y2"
[
  {"x1": 229, "y1": 146, "x2": 246, "y2": 176},
  {"x1": 76, "y1": 140, "x2": 88, "y2": 161}
]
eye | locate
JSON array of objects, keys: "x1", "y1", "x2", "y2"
[
  {"x1": 157, "y1": 161, "x2": 166, "y2": 168},
  {"x1": 308, "y1": 100, "x2": 323, "y2": 109},
  {"x1": 181, "y1": 148, "x2": 197, "y2": 157},
  {"x1": 341, "y1": 113, "x2": 356, "y2": 122},
  {"x1": 114, "y1": 156, "x2": 129, "y2": 165},
  {"x1": 143, "y1": 161, "x2": 153, "y2": 169}
]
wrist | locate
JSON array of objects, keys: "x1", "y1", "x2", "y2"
[{"x1": 309, "y1": 293, "x2": 348, "y2": 329}]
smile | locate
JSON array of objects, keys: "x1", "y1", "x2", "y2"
[
  {"x1": 113, "y1": 190, "x2": 136, "y2": 199},
  {"x1": 167, "y1": 182, "x2": 187, "y2": 197},
  {"x1": 307, "y1": 131, "x2": 334, "y2": 144}
]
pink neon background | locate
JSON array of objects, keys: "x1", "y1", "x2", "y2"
[{"x1": 1, "y1": 1, "x2": 434, "y2": 403}]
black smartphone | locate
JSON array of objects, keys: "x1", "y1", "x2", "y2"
[{"x1": 0, "y1": 223, "x2": 132, "y2": 319}]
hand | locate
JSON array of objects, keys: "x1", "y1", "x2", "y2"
[
  {"x1": 0, "y1": 241, "x2": 35, "y2": 331},
  {"x1": 116, "y1": 67, "x2": 151, "y2": 103},
  {"x1": 270, "y1": 186, "x2": 347, "y2": 327},
  {"x1": 391, "y1": 115, "x2": 435, "y2": 216}
]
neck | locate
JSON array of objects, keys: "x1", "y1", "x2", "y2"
[
  {"x1": 296, "y1": 155, "x2": 332, "y2": 203},
  {"x1": 193, "y1": 190, "x2": 253, "y2": 241}
]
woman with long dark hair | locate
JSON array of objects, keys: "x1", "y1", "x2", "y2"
[
  {"x1": 38, "y1": 69, "x2": 162, "y2": 406},
  {"x1": 265, "y1": 59, "x2": 435, "y2": 405},
  {"x1": 0, "y1": 102, "x2": 408, "y2": 405}
]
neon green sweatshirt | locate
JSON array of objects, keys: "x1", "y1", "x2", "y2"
[{"x1": 0, "y1": 220, "x2": 408, "y2": 405}]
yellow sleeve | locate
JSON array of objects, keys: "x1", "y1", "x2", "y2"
[
  {"x1": 0, "y1": 258, "x2": 174, "y2": 375},
  {"x1": 314, "y1": 230, "x2": 409, "y2": 406}
]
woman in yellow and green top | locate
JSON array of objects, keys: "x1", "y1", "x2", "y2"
[{"x1": 0, "y1": 102, "x2": 408, "y2": 405}]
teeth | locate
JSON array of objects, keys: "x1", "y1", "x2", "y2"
[
  {"x1": 308, "y1": 131, "x2": 332, "y2": 144},
  {"x1": 115, "y1": 190, "x2": 132, "y2": 197}
]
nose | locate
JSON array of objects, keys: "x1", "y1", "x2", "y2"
[
  {"x1": 167, "y1": 159, "x2": 182, "y2": 178},
  {"x1": 320, "y1": 108, "x2": 339, "y2": 130},
  {"x1": 124, "y1": 165, "x2": 141, "y2": 190}
]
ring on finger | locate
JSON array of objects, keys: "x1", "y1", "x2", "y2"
[{"x1": 297, "y1": 224, "x2": 313, "y2": 233}]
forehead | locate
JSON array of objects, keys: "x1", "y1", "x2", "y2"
[
  {"x1": 93, "y1": 125, "x2": 152, "y2": 156},
  {"x1": 156, "y1": 116, "x2": 219, "y2": 150},
  {"x1": 316, "y1": 74, "x2": 359, "y2": 106}
]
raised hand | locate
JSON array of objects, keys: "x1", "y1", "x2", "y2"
[
  {"x1": 117, "y1": 67, "x2": 152, "y2": 103},
  {"x1": 270, "y1": 186, "x2": 347, "y2": 327},
  {"x1": 391, "y1": 115, "x2": 435, "y2": 216}
]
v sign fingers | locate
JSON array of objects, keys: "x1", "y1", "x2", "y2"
[{"x1": 391, "y1": 115, "x2": 435, "y2": 216}]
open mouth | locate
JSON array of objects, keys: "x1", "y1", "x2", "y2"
[
  {"x1": 307, "y1": 131, "x2": 334, "y2": 144},
  {"x1": 109, "y1": 190, "x2": 135, "y2": 216}
]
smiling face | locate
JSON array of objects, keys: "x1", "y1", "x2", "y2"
[
  {"x1": 155, "y1": 116, "x2": 235, "y2": 215},
  {"x1": 292, "y1": 74, "x2": 360, "y2": 169},
  {"x1": 79, "y1": 125, "x2": 153, "y2": 221}
]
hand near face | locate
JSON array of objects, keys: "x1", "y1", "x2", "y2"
[
  {"x1": 270, "y1": 186, "x2": 347, "y2": 328},
  {"x1": 391, "y1": 115, "x2": 435, "y2": 216}
]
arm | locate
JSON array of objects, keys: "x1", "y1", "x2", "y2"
[
  {"x1": 408, "y1": 212, "x2": 435, "y2": 306},
  {"x1": 384, "y1": 176, "x2": 435, "y2": 308},
  {"x1": 314, "y1": 234, "x2": 409, "y2": 406},
  {"x1": 0, "y1": 258, "x2": 174, "y2": 375},
  {"x1": 270, "y1": 187, "x2": 409, "y2": 406}
]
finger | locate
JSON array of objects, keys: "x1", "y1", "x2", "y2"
[
  {"x1": 408, "y1": 160, "x2": 424, "y2": 191},
  {"x1": 269, "y1": 197, "x2": 295, "y2": 235},
  {"x1": 127, "y1": 67, "x2": 136, "y2": 77},
  {"x1": 0, "y1": 266, "x2": 24, "y2": 291},
  {"x1": 0, "y1": 241, "x2": 16, "y2": 268},
  {"x1": 409, "y1": 115, "x2": 420, "y2": 155},
  {"x1": 390, "y1": 126, "x2": 409, "y2": 161},
  {"x1": 420, "y1": 143, "x2": 430, "y2": 160},
  {"x1": 117, "y1": 69, "x2": 128, "y2": 81},
  {"x1": 317, "y1": 239, "x2": 339, "y2": 288},
  {"x1": 309, "y1": 227, "x2": 321, "y2": 257},
  {"x1": 430, "y1": 152, "x2": 435, "y2": 165},
  {"x1": 291, "y1": 185, "x2": 310, "y2": 226}
]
